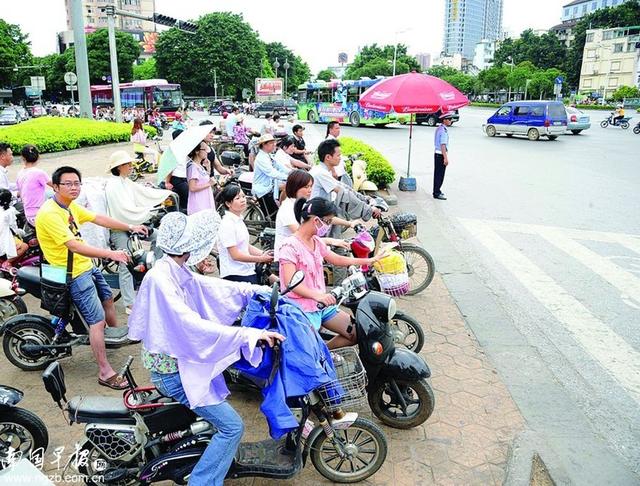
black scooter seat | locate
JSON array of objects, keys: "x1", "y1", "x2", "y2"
[
  {"x1": 17, "y1": 266, "x2": 41, "y2": 297},
  {"x1": 67, "y1": 395, "x2": 132, "y2": 424}
]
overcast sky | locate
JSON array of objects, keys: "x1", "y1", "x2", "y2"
[{"x1": 2, "y1": 0, "x2": 565, "y2": 73}]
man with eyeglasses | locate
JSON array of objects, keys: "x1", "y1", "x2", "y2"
[{"x1": 35, "y1": 166, "x2": 148, "y2": 390}]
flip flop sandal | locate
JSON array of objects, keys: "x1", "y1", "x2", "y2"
[{"x1": 98, "y1": 374, "x2": 129, "y2": 390}]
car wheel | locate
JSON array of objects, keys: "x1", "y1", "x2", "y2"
[
  {"x1": 308, "y1": 111, "x2": 317, "y2": 123},
  {"x1": 426, "y1": 115, "x2": 437, "y2": 127},
  {"x1": 349, "y1": 111, "x2": 361, "y2": 127},
  {"x1": 571, "y1": 130, "x2": 582, "y2": 135},
  {"x1": 527, "y1": 128, "x2": 540, "y2": 141},
  {"x1": 485, "y1": 125, "x2": 497, "y2": 137}
]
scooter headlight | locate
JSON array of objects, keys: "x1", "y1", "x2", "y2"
[{"x1": 388, "y1": 298, "x2": 397, "y2": 321}]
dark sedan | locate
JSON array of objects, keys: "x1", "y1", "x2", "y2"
[{"x1": 415, "y1": 109, "x2": 460, "y2": 126}]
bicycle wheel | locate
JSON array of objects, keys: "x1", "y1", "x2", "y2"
[
  {"x1": 398, "y1": 243, "x2": 435, "y2": 295},
  {"x1": 244, "y1": 201, "x2": 267, "y2": 244}
]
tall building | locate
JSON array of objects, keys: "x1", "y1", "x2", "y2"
[
  {"x1": 64, "y1": 0, "x2": 156, "y2": 33},
  {"x1": 551, "y1": 0, "x2": 633, "y2": 48},
  {"x1": 59, "y1": 0, "x2": 158, "y2": 56},
  {"x1": 443, "y1": 0, "x2": 503, "y2": 61},
  {"x1": 415, "y1": 53, "x2": 432, "y2": 71},
  {"x1": 579, "y1": 26, "x2": 640, "y2": 98}
]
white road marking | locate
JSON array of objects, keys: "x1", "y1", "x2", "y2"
[
  {"x1": 460, "y1": 218, "x2": 640, "y2": 405},
  {"x1": 536, "y1": 228, "x2": 640, "y2": 308}
]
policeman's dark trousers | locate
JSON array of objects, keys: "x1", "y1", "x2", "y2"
[{"x1": 433, "y1": 153, "x2": 446, "y2": 197}]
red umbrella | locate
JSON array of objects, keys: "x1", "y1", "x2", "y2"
[{"x1": 359, "y1": 72, "x2": 469, "y2": 184}]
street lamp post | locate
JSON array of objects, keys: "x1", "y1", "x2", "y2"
[
  {"x1": 213, "y1": 68, "x2": 218, "y2": 99},
  {"x1": 507, "y1": 56, "x2": 515, "y2": 101},
  {"x1": 524, "y1": 78, "x2": 531, "y2": 100},
  {"x1": 273, "y1": 58, "x2": 280, "y2": 78},
  {"x1": 392, "y1": 29, "x2": 411, "y2": 76},
  {"x1": 283, "y1": 58, "x2": 290, "y2": 96}
]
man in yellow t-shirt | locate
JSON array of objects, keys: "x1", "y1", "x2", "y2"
[{"x1": 35, "y1": 166, "x2": 148, "y2": 390}]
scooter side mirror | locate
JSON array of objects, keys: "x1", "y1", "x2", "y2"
[
  {"x1": 285, "y1": 271, "x2": 305, "y2": 294},
  {"x1": 42, "y1": 361, "x2": 67, "y2": 409}
]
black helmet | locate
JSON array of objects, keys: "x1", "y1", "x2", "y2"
[{"x1": 0, "y1": 188, "x2": 12, "y2": 210}]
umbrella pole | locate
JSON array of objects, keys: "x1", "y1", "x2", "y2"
[{"x1": 406, "y1": 114, "x2": 413, "y2": 177}]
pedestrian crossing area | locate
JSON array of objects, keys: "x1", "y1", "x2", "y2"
[{"x1": 459, "y1": 218, "x2": 640, "y2": 405}]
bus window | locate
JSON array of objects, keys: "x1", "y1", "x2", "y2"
[
  {"x1": 153, "y1": 87, "x2": 182, "y2": 109},
  {"x1": 121, "y1": 87, "x2": 144, "y2": 108},
  {"x1": 297, "y1": 90, "x2": 307, "y2": 102},
  {"x1": 346, "y1": 87, "x2": 359, "y2": 103}
]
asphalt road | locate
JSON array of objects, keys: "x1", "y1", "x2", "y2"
[{"x1": 288, "y1": 108, "x2": 640, "y2": 484}]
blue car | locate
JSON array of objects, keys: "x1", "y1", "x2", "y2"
[{"x1": 483, "y1": 101, "x2": 567, "y2": 141}]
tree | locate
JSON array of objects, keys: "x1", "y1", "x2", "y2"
[
  {"x1": 0, "y1": 19, "x2": 33, "y2": 87},
  {"x1": 506, "y1": 61, "x2": 536, "y2": 91},
  {"x1": 612, "y1": 85, "x2": 640, "y2": 102},
  {"x1": 133, "y1": 58, "x2": 157, "y2": 80},
  {"x1": 35, "y1": 52, "x2": 75, "y2": 101},
  {"x1": 426, "y1": 66, "x2": 476, "y2": 94},
  {"x1": 85, "y1": 29, "x2": 141, "y2": 84},
  {"x1": 344, "y1": 43, "x2": 420, "y2": 79},
  {"x1": 567, "y1": 0, "x2": 640, "y2": 87},
  {"x1": 155, "y1": 12, "x2": 266, "y2": 97},
  {"x1": 426, "y1": 66, "x2": 459, "y2": 79},
  {"x1": 260, "y1": 57, "x2": 275, "y2": 78},
  {"x1": 478, "y1": 65, "x2": 509, "y2": 92},
  {"x1": 317, "y1": 69, "x2": 336, "y2": 81},
  {"x1": 263, "y1": 42, "x2": 311, "y2": 94},
  {"x1": 528, "y1": 68, "x2": 564, "y2": 99},
  {"x1": 493, "y1": 29, "x2": 567, "y2": 71}
]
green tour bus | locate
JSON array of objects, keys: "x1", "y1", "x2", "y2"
[{"x1": 296, "y1": 79, "x2": 407, "y2": 127}]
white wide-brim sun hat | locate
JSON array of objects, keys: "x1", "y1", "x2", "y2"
[{"x1": 156, "y1": 209, "x2": 220, "y2": 265}]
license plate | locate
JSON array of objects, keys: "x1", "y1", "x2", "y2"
[{"x1": 553, "y1": 122, "x2": 562, "y2": 125}]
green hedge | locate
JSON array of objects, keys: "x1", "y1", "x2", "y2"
[
  {"x1": 0, "y1": 117, "x2": 156, "y2": 154},
  {"x1": 339, "y1": 136, "x2": 396, "y2": 189},
  {"x1": 469, "y1": 102, "x2": 502, "y2": 108}
]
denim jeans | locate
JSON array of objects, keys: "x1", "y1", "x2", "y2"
[
  {"x1": 68, "y1": 268, "x2": 112, "y2": 325},
  {"x1": 150, "y1": 371, "x2": 243, "y2": 486}
]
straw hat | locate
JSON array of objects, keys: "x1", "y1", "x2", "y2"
[
  {"x1": 256, "y1": 134, "x2": 276, "y2": 146},
  {"x1": 106, "y1": 150, "x2": 135, "y2": 172}
]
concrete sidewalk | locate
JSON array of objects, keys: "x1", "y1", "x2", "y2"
[{"x1": 2, "y1": 127, "x2": 525, "y2": 485}]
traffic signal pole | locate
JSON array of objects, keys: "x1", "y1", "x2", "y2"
[
  {"x1": 105, "y1": 6, "x2": 122, "y2": 122},
  {"x1": 103, "y1": 8, "x2": 197, "y2": 123},
  {"x1": 71, "y1": 0, "x2": 93, "y2": 118}
]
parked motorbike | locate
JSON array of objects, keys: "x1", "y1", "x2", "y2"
[
  {"x1": 40, "y1": 273, "x2": 388, "y2": 484},
  {"x1": 633, "y1": 121, "x2": 640, "y2": 135},
  {"x1": 349, "y1": 153, "x2": 378, "y2": 193},
  {"x1": 257, "y1": 203, "x2": 435, "y2": 296},
  {"x1": 1, "y1": 232, "x2": 154, "y2": 371},
  {"x1": 0, "y1": 277, "x2": 27, "y2": 327},
  {"x1": 0, "y1": 385, "x2": 48, "y2": 470},
  {"x1": 319, "y1": 267, "x2": 434, "y2": 429},
  {"x1": 600, "y1": 115, "x2": 631, "y2": 129},
  {"x1": 256, "y1": 228, "x2": 425, "y2": 352},
  {"x1": 0, "y1": 225, "x2": 42, "y2": 281}
]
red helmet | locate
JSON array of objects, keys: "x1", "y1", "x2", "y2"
[{"x1": 222, "y1": 111, "x2": 229, "y2": 119}]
